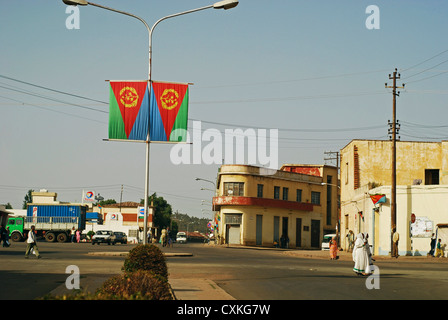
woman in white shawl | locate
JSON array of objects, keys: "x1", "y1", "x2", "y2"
[{"x1": 353, "y1": 233, "x2": 371, "y2": 276}]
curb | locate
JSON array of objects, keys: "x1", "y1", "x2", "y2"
[{"x1": 87, "y1": 252, "x2": 193, "y2": 257}]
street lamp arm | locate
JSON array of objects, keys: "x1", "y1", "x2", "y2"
[
  {"x1": 148, "y1": 5, "x2": 214, "y2": 82},
  {"x1": 150, "y1": 5, "x2": 213, "y2": 34},
  {"x1": 87, "y1": 2, "x2": 151, "y2": 34}
]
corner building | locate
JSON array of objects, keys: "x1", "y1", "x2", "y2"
[{"x1": 212, "y1": 164, "x2": 339, "y2": 248}]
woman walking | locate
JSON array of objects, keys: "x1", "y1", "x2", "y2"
[
  {"x1": 329, "y1": 236, "x2": 338, "y2": 260},
  {"x1": 352, "y1": 233, "x2": 371, "y2": 276}
]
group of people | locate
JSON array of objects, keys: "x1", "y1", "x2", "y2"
[
  {"x1": 429, "y1": 233, "x2": 445, "y2": 258},
  {"x1": 352, "y1": 233, "x2": 374, "y2": 276},
  {"x1": 70, "y1": 227, "x2": 81, "y2": 243},
  {"x1": 331, "y1": 232, "x2": 374, "y2": 276}
]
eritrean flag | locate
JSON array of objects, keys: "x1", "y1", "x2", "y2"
[
  {"x1": 109, "y1": 81, "x2": 149, "y2": 141},
  {"x1": 149, "y1": 81, "x2": 189, "y2": 142},
  {"x1": 370, "y1": 194, "x2": 386, "y2": 205}
]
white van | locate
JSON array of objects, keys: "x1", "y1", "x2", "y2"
[
  {"x1": 176, "y1": 232, "x2": 187, "y2": 244},
  {"x1": 321, "y1": 234, "x2": 336, "y2": 250}
]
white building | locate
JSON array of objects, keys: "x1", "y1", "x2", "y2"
[{"x1": 342, "y1": 184, "x2": 448, "y2": 256}]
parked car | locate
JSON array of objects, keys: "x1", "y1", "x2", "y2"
[
  {"x1": 114, "y1": 231, "x2": 127, "y2": 244},
  {"x1": 321, "y1": 233, "x2": 336, "y2": 250},
  {"x1": 92, "y1": 230, "x2": 116, "y2": 245}
]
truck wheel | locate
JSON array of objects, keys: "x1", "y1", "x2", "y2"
[
  {"x1": 45, "y1": 232, "x2": 56, "y2": 242},
  {"x1": 11, "y1": 232, "x2": 22, "y2": 242},
  {"x1": 57, "y1": 233, "x2": 68, "y2": 243}
]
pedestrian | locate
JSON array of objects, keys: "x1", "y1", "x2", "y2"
[
  {"x1": 347, "y1": 230, "x2": 354, "y2": 253},
  {"x1": 0, "y1": 224, "x2": 6, "y2": 247},
  {"x1": 435, "y1": 239, "x2": 444, "y2": 258},
  {"x1": 429, "y1": 233, "x2": 436, "y2": 256},
  {"x1": 365, "y1": 233, "x2": 374, "y2": 264},
  {"x1": 25, "y1": 225, "x2": 41, "y2": 259},
  {"x1": 147, "y1": 229, "x2": 152, "y2": 243},
  {"x1": 4, "y1": 226, "x2": 10, "y2": 247},
  {"x1": 76, "y1": 229, "x2": 80, "y2": 243},
  {"x1": 392, "y1": 228, "x2": 399, "y2": 258},
  {"x1": 70, "y1": 227, "x2": 75, "y2": 243},
  {"x1": 329, "y1": 236, "x2": 338, "y2": 260},
  {"x1": 352, "y1": 233, "x2": 371, "y2": 276}
]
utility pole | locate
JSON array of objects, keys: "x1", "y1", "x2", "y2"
[
  {"x1": 324, "y1": 151, "x2": 340, "y2": 245},
  {"x1": 119, "y1": 184, "x2": 123, "y2": 213},
  {"x1": 385, "y1": 68, "x2": 404, "y2": 257}
]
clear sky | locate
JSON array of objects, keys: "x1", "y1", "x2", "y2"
[{"x1": 1, "y1": 1, "x2": 448, "y2": 218}]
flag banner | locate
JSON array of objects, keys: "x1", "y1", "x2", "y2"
[
  {"x1": 149, "y1": 81, "x2": 189, "y2": 142},
  {"x1": 109, "y1": 81, "x2": 150, "y2": 141},
  {"x1": 370, "y1": 194, "x2": 386, "y2": 205}
]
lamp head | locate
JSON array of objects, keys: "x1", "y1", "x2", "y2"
[
  {"x1": 62, "y1": 0, "x2": 88, "y2": 6},
  {"x1": 213, "y1": 0, "x2": 239, "y2": 10}
]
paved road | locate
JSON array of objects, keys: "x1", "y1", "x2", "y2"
[
  {"x1": 164, "y1": 243, "x2": 448, "y2": 300},
  {"x1": 0, "y1": 241, "x2": 130, "y2": 299}
]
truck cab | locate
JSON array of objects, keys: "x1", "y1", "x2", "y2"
[{"x1": 6, "y1": 217, "x2": 25, "y2": 242}]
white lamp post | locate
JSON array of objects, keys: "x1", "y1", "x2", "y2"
[{"x1": 62, "y1": 0, "x2": 238, "y2": 244}]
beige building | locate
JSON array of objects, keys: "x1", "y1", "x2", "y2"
[
  {"x1": 212, "y1": 164, "x2": 339, "y2": 248},
  {"x1": 340, "y1": 139, "x2": 448, "y2": 255},
  {"x1": 344, "y1": 184, "x2": 448, "y2": 256}
]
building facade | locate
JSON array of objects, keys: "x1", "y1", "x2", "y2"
[
  {"x1": 340, "y1": 139, "x2": 448, "y2": 255},
  {"x1": 344, "y1": 184, "x2": 448, "y2": 257},
  {"x1": 212, "y1": 164, "x2": 339, "y2": 248}
]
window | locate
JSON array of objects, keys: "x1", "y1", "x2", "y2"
[
  {"x1": 257, "y1": 184, "x2": 264, "y2": 198},
  {"x1": 224, "y1": 182, "x2": 244, "y2": 196},
  {"x1": 282, "y1": 187, "x2": 289, "y2": 201},
  {"x1": 311, "y1": 191, "x2": 321, "y2": 205},
  {"x1": 425, "y1": 169, "x2": 439, "y2": 185},
  {"x1": 296, "y1": 189, "x2": 302, "y2": 202},
  {"x1": 274, "y1": 186, "x2": 280, "y2": 199}
]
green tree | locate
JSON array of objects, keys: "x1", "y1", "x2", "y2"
[
  {"x1": 98, "y1": 199, "x2": 117, "y2": 206},
  {"x1": 141, "y1": 193, "x2": 172, "y2": 230},
  {"x1": 5, "y1": 203, "x2": 13, "y2": 209},
  {"x1": 22, "y1": 189, "x2": 34, "y2": 209}
]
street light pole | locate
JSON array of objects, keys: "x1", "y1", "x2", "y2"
[{"x1": 62, "y1": 0, "x2": 238, "y2": 244}]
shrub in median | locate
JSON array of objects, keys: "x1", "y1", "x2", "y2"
[
  {"x1": 97, "y1": 270, "x2": 173, "y2": 300},
  {"x1": 122, "y1": 244, "x2": 168, "y2": 280}
]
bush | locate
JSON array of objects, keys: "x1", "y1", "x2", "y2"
[
  {"x1": 122, "y1": 244, "x2": 168, "y2": 280},
  {"x1": 41, "y1": 244, "x2": 172, "y2": 300},
  {"x1": 97, "y1": 270, "x2": 173, "y2": 300},
  {"x1": 42, "y1": 271, "x2": 173, "y2": 300}
]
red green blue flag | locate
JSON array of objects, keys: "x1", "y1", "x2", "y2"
[
  {"x1": 149, "y1": 81, "x2": 189, "y2": 142},
  {"x1": 109, "y1": 81, "x2": 149, "y2": 141},
  {"x1": 370, "y1": 194, "x2": 386, "y2": 205}
]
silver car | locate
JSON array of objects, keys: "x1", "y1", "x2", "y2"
[{"x1": 92, "y1": 230, "x2": 116, "y2": 245}]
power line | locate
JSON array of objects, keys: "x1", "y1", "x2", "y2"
[
  {"x1": 0, "y1": 84, "x2": 108, "y2": 114},
  {"x1": 0, "y1": 74, "x2": 108, "y2": 105},
  {"x1": 402, "y1": 48, "x2": 448, "y2": 72}
]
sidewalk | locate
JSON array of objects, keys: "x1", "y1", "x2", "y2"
[{"x1": 227, "y1": 244, "x2": 448, "y2": 262}]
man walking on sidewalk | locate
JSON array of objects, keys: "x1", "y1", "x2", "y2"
[
  {"x1": 392, "y1": 228, "x2": 399, "y2": 258},
  {"x1": 25, "y1": 225, "x2": 41, "y2": 259}
]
